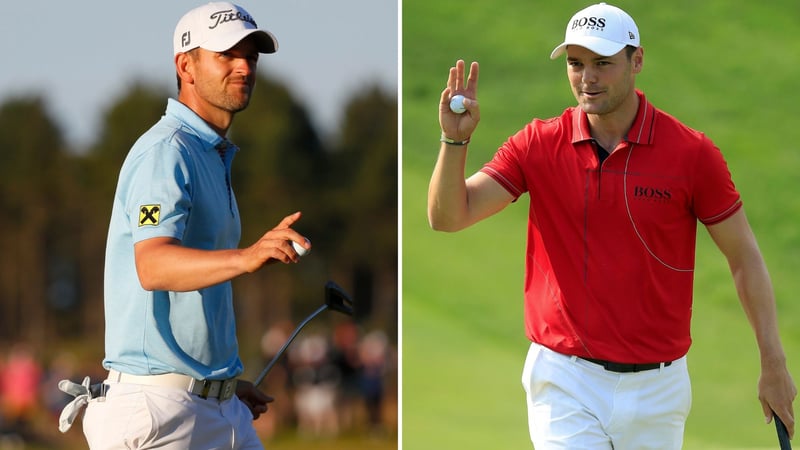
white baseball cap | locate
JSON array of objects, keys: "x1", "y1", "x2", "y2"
[
  {"x1": 550, "y1": 3, "x2": 639, "y2": 59},
  {"x1": 173, "y1": 2, "x2": 278, "y2": 55}
]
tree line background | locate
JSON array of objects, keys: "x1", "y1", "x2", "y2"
[{"x1": 0, "y1": 71, "x2": 397, "y2": 377}]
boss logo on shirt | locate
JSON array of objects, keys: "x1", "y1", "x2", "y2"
[
  {"x1": 633, "y1": 186, "x2": 672, "y2": 202},
  {"x1": 139, "y1": 204, "x2": 161, "y2": 226}
]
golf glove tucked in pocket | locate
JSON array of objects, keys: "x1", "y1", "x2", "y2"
[{"x1": 57, "y1": 376, "x2": 103, "y2": 433}]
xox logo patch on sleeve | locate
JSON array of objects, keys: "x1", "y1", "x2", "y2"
[{"x1": 138, "y1": 204, "x2": 161, "y2": 226}]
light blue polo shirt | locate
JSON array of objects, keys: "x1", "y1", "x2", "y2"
[{"x1": 103, "y1": 98, "x2": 243, "y2": 380}]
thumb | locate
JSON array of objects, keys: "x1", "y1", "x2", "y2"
[{"x1": 762, "y1": 402, "x2": 774, "y2": 424}]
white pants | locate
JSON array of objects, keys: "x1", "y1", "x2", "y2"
[
  {"x1": 521, "y1": 342, "x2": 691, "y2": 450},
  {"x1": 83, "y1": 382, "x2": 262, "y2": 450}
]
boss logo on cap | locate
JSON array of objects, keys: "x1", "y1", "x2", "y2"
[
  {"x1": 571, "y1": 16, "x2": 606, "y2": 31},
  {"x1": 208, "y1": 9, "x2": 257, "y2": 30}
]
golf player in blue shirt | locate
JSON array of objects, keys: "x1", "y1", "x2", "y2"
[{"x1": 64, "y1": 3, "x2": 311, "y2": 448}]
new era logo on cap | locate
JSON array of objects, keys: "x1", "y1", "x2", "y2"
[
  {"x1": 550, "y1": 2, "x2": 639, "y2": 59},
  {"x1": 173, "y1": 2, "x2": 278, "y2": 55}
]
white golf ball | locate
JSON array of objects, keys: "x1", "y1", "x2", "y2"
[
  {"x1": 292, "y1": 238, "x2": 311, "y2": 257},
  {"x1": 449, "y1": 94, "x2": 466, "y2": 114}
]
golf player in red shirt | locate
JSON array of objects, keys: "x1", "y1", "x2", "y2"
[{"x1": 427, "y1": 2, "x2": 796, "y2": 448}]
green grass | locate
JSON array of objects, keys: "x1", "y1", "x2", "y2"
[{"x1": 402, "y1": 0, "x2": 800, "y2": 448}]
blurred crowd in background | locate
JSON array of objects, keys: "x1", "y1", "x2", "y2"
[
  {"x1": 0, "y1": 55, "x2": 397, "y2": 449},
  {"x1": 0, "y1": 76, "x2": 398, "y2": 449},
  {"x1": 0, "y1": 321, "x2": 397, "y2": 449}
]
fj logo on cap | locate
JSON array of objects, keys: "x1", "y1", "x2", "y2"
[
  {"x1": 181, "y1": 31, "x2": 191, "y2": 48},
  {"x1": 139, "y1": 205, "x2": 161, "y2": 226}
]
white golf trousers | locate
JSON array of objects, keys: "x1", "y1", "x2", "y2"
[
  {"x1": 521, "y1": 342, "x2": 691, "y2": 450},
  {"x1": 82, "y1": 381, "x2": 262, "y2": 450}
]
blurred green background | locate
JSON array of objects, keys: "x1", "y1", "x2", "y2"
[{"x1": 402, "y1": 1, "x2": 800, "y2": 449}]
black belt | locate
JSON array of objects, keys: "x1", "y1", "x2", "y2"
[{"x1": 580, "y1": 357, "x2": 672, "y2": 373}]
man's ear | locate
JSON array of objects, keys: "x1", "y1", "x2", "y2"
[
  {"x1": 632, "y1": 47, "x2": 644, "y2": 74},
  {"x1": 175, "y1": 52, "x2": 195, "y2": 86}
]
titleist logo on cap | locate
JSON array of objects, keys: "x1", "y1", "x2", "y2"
[{"x1": 208, "y1": 9, "x2": 257, "y2": 29}]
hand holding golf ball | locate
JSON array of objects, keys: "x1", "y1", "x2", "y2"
[
  {"x1": 291, "y1": 238, "x2": 311, "y2": 257},
  {"x1": 440, "y1": 60, "x2": 480, "y2": 144},
  {"x1": 449, "y1": 94, "x2": 467, "y2": 114}
]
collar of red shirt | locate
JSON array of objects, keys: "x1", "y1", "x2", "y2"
[{"x1": 570, "y1": 89, "x2": 657, "y2": 146}]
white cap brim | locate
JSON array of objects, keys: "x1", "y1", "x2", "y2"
[
  {"x1": 201, "y1": 28, "x2": 278, "y2": 54},
  {"x1": 550, "y1": 37, "x2": 626, "y2": 60}
]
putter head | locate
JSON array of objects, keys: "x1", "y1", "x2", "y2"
[{"x1": 325, "y1": 280, "x2": 354, "y2": 316}]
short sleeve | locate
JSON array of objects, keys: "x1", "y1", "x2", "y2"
[
  {"x1": 120, "y1": 142, "x2": 193, "y2": 243},
  {"x1": 692, "y1": 137, "x2": 742, "y2": 225},
  {"x1": 480, "y1": 123, "x2": 535, "y2": 199}
]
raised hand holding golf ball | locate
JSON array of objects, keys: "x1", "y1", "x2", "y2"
[
  {"x1": 292, "y1": 238, "x2": 311, "y2": 257},
  {"x1": 449, "y1": 94, "x2": 466, "y2": 114}
]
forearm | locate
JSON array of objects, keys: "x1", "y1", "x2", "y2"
[
  {"x1": 427, "y1": 142, "x2": 470, "y2": 232},
  {"x1": 709, "y1": 210, "x2": 796, "y2": 430},
  {"x1": 731, "y1": 254, "x2": 786, "y2": 364},
  {"x1": 135, "y1": 239, "x2": 247, "y2": 292},
  {"x1": 134, "y1": 212, "x2": 305, "y2": 292}
]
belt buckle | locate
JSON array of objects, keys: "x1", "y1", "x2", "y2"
[
  {"x1": 199, "y1": 380, "x2": 213, "y2": 399},
  {"x1": 221, "y1": 379, "x2": 237, "y2": 401}
]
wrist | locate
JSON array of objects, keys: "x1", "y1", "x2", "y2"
[{"x1": 440, "y1": 132, "x2": 470, "y2": 146}]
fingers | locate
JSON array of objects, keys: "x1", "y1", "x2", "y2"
[
  {"x1": 443, "y1": 60, "x2": 480, "y2": 119},
  {"x1": 276, "y1": 211, "x2": 302, "y2": 229},
  {"x1": 439, "y1": 86, "x2": 452, "y2": 112},
  {"x1": 449, "y1": 59, "x2": 479, "y2": 96},
  {"x1": 466, "y1": 61, "x2": 479, "y2": 95},
  {"x1": 758, "y1": 367, "x2": 797, "y2": 438},
  {"x1": 241, "y1": 212, "x2": 311, "y2": 271},
  {"x1": 440, "y1": 59, "x2": 482, "y2": 144},
  {"x1": 270, "y1": 211, "x2": 309, "y2": 255},
  {"x1": 777, "y1": 409, "x2": 795, "y2": 439},
  {"x1": 762, "y1": 401, "x2": 796, "y2": 438},
  {"x1": 236, "y1": 380, "x2": 276, "y2": 420},
  {"x1": 447, "y1": 65, "x2": 456, "y2": 94},
  {"x1": 265, "y1": 237, "x2": 308, "y2": 264},
  {"x1": 786, "y1": 417, "x2": 795, "y2": 440},
  {"x1": 276, "y1": 212, "x2": 311, "y2": 253},
  {"x1": 774, "y1": 410, "x2": 795, "y2": 439},
  {"x1": 454, "y1": 59, "x2": 465, "y2": 92},
  {"x1": 241, "y1": 395, "x2": 271, "y2": 420}
]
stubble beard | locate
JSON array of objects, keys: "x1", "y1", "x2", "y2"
[
  {"x1": 575, "y1": 81, "x2": 633, "y2": 117},
  {"x1": 197, "y1": 77, "x2": 253, "y2": 114},
  {"x1": 219, "y1": 83, "x2": 253, "y2": 113}
]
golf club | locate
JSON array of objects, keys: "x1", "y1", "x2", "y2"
[
  {"x1": 254, "y1": 280, "x2": 354, "y2": 387},
  {"x1": 774, "y1": 411, "x2": 792, "y2": 450}
]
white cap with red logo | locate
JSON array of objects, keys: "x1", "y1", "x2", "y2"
[
  {"x1": 550, "y1": 2, "x2": 639, "y2": 59},
  {"x1": 173, "y1": 2, "x2": 278, "y2": 55}
]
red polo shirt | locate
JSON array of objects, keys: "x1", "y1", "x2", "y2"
[{"x1": 481, "y1": 90, "x2": 741, "y2": 363}]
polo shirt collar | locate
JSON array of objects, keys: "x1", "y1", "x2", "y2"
[
  {"x1": 166, "y1": 98, "x2": 233, "y2": 151},
  {"x1": 571, "y1": 89, "x2": 656, "y2": 146}
]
